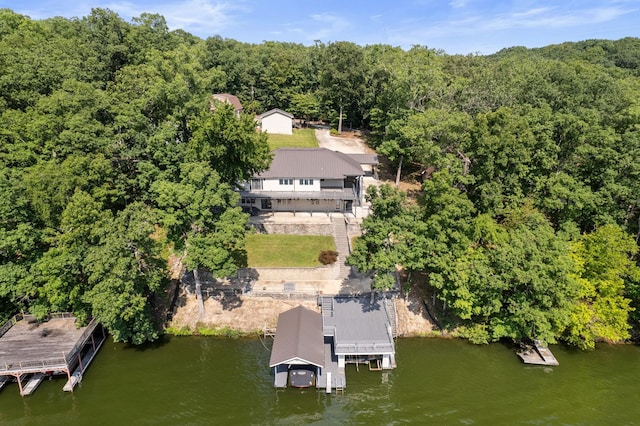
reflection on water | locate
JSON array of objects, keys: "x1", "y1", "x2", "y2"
[{"x1": 0, "y1": 336, "x2": 638, "y2": 424}]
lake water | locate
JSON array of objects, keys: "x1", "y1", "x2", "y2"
[{"x1": 0, "y1": 336, "x2": 638, "y2": 425}]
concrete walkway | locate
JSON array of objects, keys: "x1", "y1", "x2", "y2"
[{"x1": 331, "y1": 216, "x2": 351, "y2": 280}]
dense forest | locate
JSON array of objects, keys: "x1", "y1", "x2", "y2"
[{"x1": 1, "y1": 8, "x2": 639, "y2": 349}]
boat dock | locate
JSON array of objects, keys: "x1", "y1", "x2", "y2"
[
  {"x1": 0, "y1": 313, "x2": 107, "y2": 395},
  {"x1": 21, "y1": 373, "x2": 46, "y2": 396},
  {"x1": 316, "y1": 338, "x2": 346, "y2": 393},
  {"x1": 517, "y1": 340, "x2": 559, "y2": 366}
]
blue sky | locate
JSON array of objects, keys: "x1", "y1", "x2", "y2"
[{"x1": 4, "y1": 0, "x2": 639, "y2": 54}]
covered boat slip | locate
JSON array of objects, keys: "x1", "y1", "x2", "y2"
[
  {"x1": 269, "y1": 306, "x2": 346, "y2": 392},
  {"x1": 321, "y1": 296, "x2": 397, "y2": 370},
  {"x1": 0, "y1": 314, "x2": 107, "y2": 395},
  {"x1": 269, "y1": 297, "x2": 397, "y2": 393}
]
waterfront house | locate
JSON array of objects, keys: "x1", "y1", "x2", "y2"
[{"x1": 239, "y1": 148, "x2": 378, "y2": 214}]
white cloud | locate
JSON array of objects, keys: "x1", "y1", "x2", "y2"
[
  {"x1": 306, "y1": 12, "x2": 350, "y2": 41},
  {"x1": 449, "y1": 0, "x2": 468, "y2": 8},
  {"x1": 102, "y1": 0, "x2": 243, "y2": 34}
]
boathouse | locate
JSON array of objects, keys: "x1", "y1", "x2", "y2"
[
  {"x1": 320, "y1": 296, "x2": 397, "y2": 370},
  {"x1": 0, "y1": 313, "x2": 106, "y2": 395},
  {"x1": 269, "y1": 306, "x2": 324, "y2": 388},
  {"x1": 269, "y1": 296, "x2": 397, "y2": 392}
]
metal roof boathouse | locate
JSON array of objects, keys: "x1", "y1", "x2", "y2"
[{"x1": 269, "y1": 296, "x2": 397, "y2": 393}]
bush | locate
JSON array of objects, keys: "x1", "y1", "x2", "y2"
[
  {"x1": 329, "y1": 128, "x2": 339, "y2": 136},
  {"x1": 318, "y1": 250, "x2": 339, "y2": 265}
]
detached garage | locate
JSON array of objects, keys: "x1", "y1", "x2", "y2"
[{"x1": 258, "y1": 108, "x2": 294, "y2": 135}]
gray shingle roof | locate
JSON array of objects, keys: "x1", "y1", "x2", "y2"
[
  {"x1": 258, "y1": 148, "x2": 364, "y2": 179},
  {"x1": 212, "y1": 93, "x2": 243, "y2": 112},
  {"x1": 346, "y1": 153, "x2": 379, "y2": 165},
  {"x1": 258, "y1": 108, "x2": 294, "y2": 120},
  {"x1": 269, "y1": 306, "x2": 324, "y2": 368}
]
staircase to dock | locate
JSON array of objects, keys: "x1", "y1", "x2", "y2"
[
  {"x1": 332, "y1": 216, "x2": 351, "y2": 280},
  {"x1": 320, "y1": 296, "x2": 334, "y2": 317},
  {"x1": 383, "y1": 297, "x2": 398, "y2": 338}
]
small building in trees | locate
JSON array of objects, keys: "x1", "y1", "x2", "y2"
[
  {"x1": 238, "y1": 148, "x2": 378, "y2": 215},
  {"x1": 257, "y1": 108, "x2": 294, "y2": 135},
  {"x1": 211, "y1": 93, "x2": 243, "y2": 117}
]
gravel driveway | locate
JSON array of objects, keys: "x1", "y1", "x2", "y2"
[{"x1": 315, "y1": 129, "x2": 369, "y2": 153}]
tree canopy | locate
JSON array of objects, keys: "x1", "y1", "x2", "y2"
[{"x1": 1, "y1": 7, "x2": 639, "y2": 346}]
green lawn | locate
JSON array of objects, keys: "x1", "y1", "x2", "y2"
[
  {"x1": 267, "y1": 129, "x2": 318, "y2": 150},
  {"x1": 246, "y1": 234, "x2": 336, "y2": 267}
]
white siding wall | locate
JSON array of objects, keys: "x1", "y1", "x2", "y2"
[
  {"x1": 261, "y1": 113, "x2": 292, "y2": 135},
  {"x1": 262, "y1": 178, "x2": 321, "y2": 192}
]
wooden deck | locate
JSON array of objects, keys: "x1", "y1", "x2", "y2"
[
  {"x1": 63, "y1": 329, "x2": 107, "y2": 392},
  {"x1": 0, "y1": 315, "x2": 84, "y2": 375},
  {"x1": 517, "y1": 340, "x2": 559, "y2": 366},
  {"x1": 316, "y1": 339, "x2": 346, "y2": 392},
  {"x1": 0, "y1": 314, "x2": 105, "y2": 395}
]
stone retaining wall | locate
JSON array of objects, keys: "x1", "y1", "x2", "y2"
[
  {"x1": 238, "y1": 262, "x2": 338, "y2": 281},
  {"x1": 251, "y1": 223, "x2": 333, "y2": 235}
]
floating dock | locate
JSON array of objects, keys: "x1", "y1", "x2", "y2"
[
  {"x1": 21, "y1": 373, "x2": 46, "y2": 396},
  {"x1": 0, "y1": 313, "x2": 107, "y2": 395},
  {"x1": 517, "y1": 340, "x2": 559, "y2": 366}
]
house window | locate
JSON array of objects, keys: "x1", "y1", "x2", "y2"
[
  {"x1": 310, "y1": 199, "x2": 319, "y2": 205},
  {"x1": 279, "y1": 179, "x2": 293, "y2": 185},
  {"x1": 299, "y1": 179, "x2": 314, "y2": 185}
]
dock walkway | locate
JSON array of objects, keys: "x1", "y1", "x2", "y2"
[
  {"x1": 63, "y1": 331, "x2": 107, "y2": 392},
  {"x1": 316, "y1": 339, "x2": 346, "y2": 392},
  {"x1": 21, "y1": 373, "x2": 46, "y2": 396}
]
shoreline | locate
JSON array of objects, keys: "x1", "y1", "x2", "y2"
[{"x1": 167, "y1": 291, "x2": 436, "y2": 338}]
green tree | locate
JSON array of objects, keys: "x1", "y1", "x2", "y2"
[
  {"x1": 430, "y1": 206, "x2": 578, "y2": 344},
  {"x1": 152, "y1": 162, "x2": 248, "y2": 315},
  {"x1": 565, "y1": 224, "x2": 637, "y2": 349},
  {"x1": 289, "y1": 93, "x2": 320, "y2": 125},
  {"x1": 348, "y1": 184, "x2": 424, "y2": 291},
  {"x1": 188, "y1": 102, "x2": 271, "y2": 185},
  {"x1": 319, "y1": 41, "x2": 366, "y2": 131},
  {"x1": 84, "y1": 202, "x2": 165, "y2": 344}
]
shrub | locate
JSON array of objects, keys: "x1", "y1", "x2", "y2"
[
  {"x1": 329, "y1": 128, "x2": 339, "y2": 136},
  {"x1": 318, "y1": 250, "x2": 339, "y2": 265}
]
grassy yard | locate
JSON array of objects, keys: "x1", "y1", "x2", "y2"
[
  {"x1": 267, "y1": 128, "x2": 318, "y2": 150},
  {"x1": 246, "y1": 234, "x2": 336, "y2": 267}
]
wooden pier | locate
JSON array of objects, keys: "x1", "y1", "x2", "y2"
[
  {"x1": 316, "y1": 339, "x2": 346, "y2": 393},
  {"x1": 517, "y1": 340, "x2": 559, "y2": 366},
  {"x1": 0, "y1": 313, "x2": 107, "y2": 395}
]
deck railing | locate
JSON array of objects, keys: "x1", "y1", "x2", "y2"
[
  {"x1": 65, "y1": 318, "x2": 99, "y2": 365},
  {"x1": 0, "y1": 314, "x2": 23, "y2": 339},
  {"x1": 0, "y1": 355, "x2": 68, "y2": 373}
]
